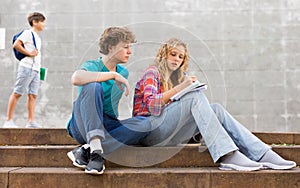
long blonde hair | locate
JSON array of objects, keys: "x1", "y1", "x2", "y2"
[{"x1": 155, "y1": 38, "x2": 188, "y2": 91}]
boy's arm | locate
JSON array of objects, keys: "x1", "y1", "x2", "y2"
[
  {"x1": 71, "y1": 70, "x2": 130, "y2": 96},
  {"x1": 13, "y1": 39, "x2": 38, "y2": 57}
]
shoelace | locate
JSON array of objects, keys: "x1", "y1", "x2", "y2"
[{"x1": 90, "y1": 152, "x2": 103, "y2": 162}]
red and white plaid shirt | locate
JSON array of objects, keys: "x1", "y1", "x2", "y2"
[{"x1": 133, "y1": 66, "x2": 165, "y2": 117}]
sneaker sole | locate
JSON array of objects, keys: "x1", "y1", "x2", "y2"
[
  {"x1": 3, "y1": 125, "x2": 19, "y2": 128},
  {"x1": 219, "y1": 163, "x2": 262, "y2": 171},
  {"x1": 25, "y1": 126, "x2": 42, "y2": 128},
  {"x1": 259, "y1": 162, "x2": 297, "y2": 170},
  {"x1": 85, "y1": 165, "x2": 105, "y2": 175},
  {"x1": 67, "y1": 151, "x2": 87, "y2": 169}
]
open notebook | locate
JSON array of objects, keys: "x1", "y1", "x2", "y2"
[{"x1": 170, "y1": 80, "x2": 207, "y2": 101}]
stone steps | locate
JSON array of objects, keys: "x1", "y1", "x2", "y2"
[
  {"x1": 2, "y1": 167, "x2": 300, "y2": 188},
  {"x1": 0, "y1": 145, "x2": 299, "y2": 169},
  {"x1": 0, "y1": 128, "x2": 299, "y2": 188},
  {"x1": 0, "y1": 128, "x2": 76, "y2": 145},
  {"x1": 1, "y1": 128, "x2": 299, "y2": 145}
]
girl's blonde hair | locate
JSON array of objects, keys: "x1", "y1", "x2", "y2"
[{"x1": 155, "y1": 38, "x2": 188, "y2": 91}]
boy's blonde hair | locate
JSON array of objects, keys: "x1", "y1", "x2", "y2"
[
  {"x1": 155, "y1": 38, "x2": 189, "y2": 91},
  {"x1": 27, "y1": 12, "x2": 46, "y2": 26},
  {"x1": 99, "y1": 27, "x2": 136, "y2": 55}
]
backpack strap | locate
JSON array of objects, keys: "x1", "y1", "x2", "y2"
[{"x1": 31, "y1": 31, "x2": 37, "y2": 49}]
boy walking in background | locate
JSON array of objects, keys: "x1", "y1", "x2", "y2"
[{"x1": 3, "y1": 12, "x2": 46, "y2": 128}]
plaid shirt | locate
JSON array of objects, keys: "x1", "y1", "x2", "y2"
[{"x1": 133, "y1": 66, "x2": 165, "y2": 116}]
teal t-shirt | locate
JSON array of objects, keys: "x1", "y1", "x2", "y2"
[
  {"x1": 78, "y1": 57, "x2": 129, "y2": 118},
  {"x1": 66, "y1": 57, "x2": 129, "y2": 131}
]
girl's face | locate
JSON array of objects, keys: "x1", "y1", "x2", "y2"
[{"x1": 166, "y1": 45, "x2": 185, "y2": 73}]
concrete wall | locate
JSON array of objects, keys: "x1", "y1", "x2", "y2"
[{"x1": 0, "y1": 0, "x2": 299, "y2": 132}]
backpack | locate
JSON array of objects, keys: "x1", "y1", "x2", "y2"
[{"x1": 12, "y1": 30, "x2": 36, "y2": 61}]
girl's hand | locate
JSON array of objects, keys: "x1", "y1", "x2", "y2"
[
  {"x1": 114, "y1": 73, "x2": 130, "y2": 96},
  {"x1": 176, "y1": 76, "x2": 198, "y2": 91}
]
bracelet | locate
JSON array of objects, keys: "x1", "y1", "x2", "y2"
[{"x1": 96, "y1": 72, "x2": 101, "y2": 82}]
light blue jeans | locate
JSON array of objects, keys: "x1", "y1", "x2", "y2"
[
  {"x1": 68, "y1": 82, "x2": 151, "y2": 154},
  {"x1": 143, "y1": 91, "x2": 271, "y2": 163}
]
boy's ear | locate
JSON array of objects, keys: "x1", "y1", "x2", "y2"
[
  {"x1": 108, "y1": 45, "x2": 115, "y2": 53},
  {"x1": 32, "y1": 20, "x2": 38, "y2": 25}
]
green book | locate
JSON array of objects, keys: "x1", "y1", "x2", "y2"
[{"x1": 40, "y1": 67, "x2": 48, "y2": 81}]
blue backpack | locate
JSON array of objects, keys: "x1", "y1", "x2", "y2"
[{"x1": 12, "y1": 30, "x2": 36, "y2": 61}]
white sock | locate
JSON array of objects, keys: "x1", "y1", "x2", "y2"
[
  {"x1": 89, "y1": 137, "x2": 103, "y2": 154},
  {"x1": 82, "y1": 144, "x2": 90, "y2": 149}
]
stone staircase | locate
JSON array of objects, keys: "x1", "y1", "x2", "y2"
[{"x1": 0, "y1": 128, "x2": 299, "y2": 188}]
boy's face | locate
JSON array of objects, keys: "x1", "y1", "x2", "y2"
[
  {"x1": 109, "y1": 42, "x2": 132, "y2": 64},
  {"x1": 33, "y1": 20, "x2": 46, "y2": 32}
]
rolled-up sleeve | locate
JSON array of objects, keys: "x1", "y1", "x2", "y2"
[{"x1": 142, "y1": 69, "x2": 164, "y2": 116}]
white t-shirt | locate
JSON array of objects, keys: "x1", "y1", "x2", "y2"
[{"x1": 17, "y1": 29, "x2": 42, "y2": 72}]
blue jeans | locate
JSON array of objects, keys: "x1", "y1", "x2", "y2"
[
  {"x1": 68, "y1": 82, "x2": 151, "y2": 154},
  {"x1": 143, "y1": 91, "x2": 271, "y2": 163}
]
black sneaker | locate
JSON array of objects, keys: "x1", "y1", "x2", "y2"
[
  {"x1": 67, "y1": 146, "x2": 90, "y2": 169},
  {"x1": 85, "y1": 150, "x2": 105, "y2": 175}
]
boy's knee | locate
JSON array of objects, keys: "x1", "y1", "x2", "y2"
[
  {"x1": 28, "y1": 94, "x2": 37, "y2": 99},
  {"x1": 82, "y1": 82, "x2": 103, "y2": 94},
  {"x1": 13, "y1": 93, "x2": 22, "y2": 98}
]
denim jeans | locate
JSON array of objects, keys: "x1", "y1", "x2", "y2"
[
  {"x1": 68, "y1": 82, "x2": 151, "y2": 154},
  {"x1": 144, "y1": 91, "x2": 271, "y2": 163}
]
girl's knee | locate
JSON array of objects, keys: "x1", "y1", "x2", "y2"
[{"x1": 210, "y1": 103, "x2": 224, "y2": 113}]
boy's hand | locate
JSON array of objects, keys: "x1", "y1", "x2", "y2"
[
  {"x1": 29, "y1": 49, "x2": 38, "y2": 57},
  {"x1": 114, "y1": 73, "x2": 130, "y2": 96},
  {"x1": 13, "y1": 40, "x2": 38, "y2": 57}
]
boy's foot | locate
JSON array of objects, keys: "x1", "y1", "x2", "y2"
[
  {"x1": 25, "y1": 121, "x2": 42, "y2": 128},
  {"x1": 67, "y1": 145, "x2": 90, "y2": 169},
  {"x1": 258, "y1": 150, "x2": 296, "y2": 170},
  {"x1": 3, "y1": 120, "x2": 18, "y2": 128},
  {"x1": 85, "y1": 150, "x2": 105, "y2": 175},
  {"x1": 219, "y1": 150, "x2": 262, "y2": 171},
  {"x1": 192, "y1": 132, "x2": 201, "y2": 143}
]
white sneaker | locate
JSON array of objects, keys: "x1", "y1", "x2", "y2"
[
  {"x1": 219, "y1": 151, "x2": 263, "y2": 171},
  {"x1": 3, "y1": 120, "x2": 18, "y2": 128},
  {"x1": 258, "y1": 150, "x2": 297, "y2": 170},
  {"x1": 25, "y1": 121, "x2": 42, "y2": 128},
  {"x1": 259, "y1": 161, "x2": 296, "y2": 170},
  {"x1": 219, "y1": 162, "x2": 262, "y2": 171}
]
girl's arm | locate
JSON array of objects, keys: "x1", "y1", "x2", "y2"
[
  {"x1": 141, "y1": 69, "x2": 164, "y2": 116},
  {"x1": 141, "y1": 68, "x2": 197, "y2": 115},
  {"x1": 161, "y1": 76, "x2": 197, "y2": 103}
]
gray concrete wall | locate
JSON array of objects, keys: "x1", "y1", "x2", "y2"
[{"x1": 0, "y1": 0, "x2": 299, "y2": 132}]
